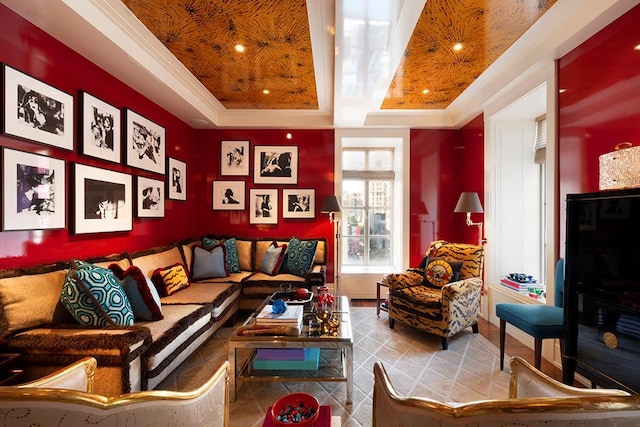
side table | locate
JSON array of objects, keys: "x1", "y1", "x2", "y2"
[{"x1": 376, "y1": 280, "x2": 388, "y2": 317}]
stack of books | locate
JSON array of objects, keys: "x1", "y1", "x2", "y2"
[
  {"x1": 500, "y1": 277, "x2": 544, "y2": 295},
  {"x1": 256, "y1": 304, "x2": 304, "y2": 333}
]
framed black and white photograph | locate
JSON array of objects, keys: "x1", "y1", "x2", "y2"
[
  {"x1": 137, "y1": 176, "x2": 164, "y2": 218},
  {"x1": 124, "y1": 109, "x2": 165, "y2": 174},
  {"x1": 221, "y1": 140, "x2": 249, "y2": 176},
  {"x1": 213, "y1": 180, "x2": 245, "y2": 210},
  {"x1": 73, "y1": 163, "x2": 132, "y2": 234},
  {"x1": 283, "y1": 189, "x2": 315, "y2": 219},
  {"x1": 80, "y1": 91, "x2": 121, "y2": 163},
  {"x1": 2, "y1": 148, "x2": 66, "y2": 231},
  {"x1": 3, "y1": 64, "x2": 74, "y2": 150},
  {"x1": 249, "y1": 188, "x2": 278, "y2": 224},
  {"x1": 167, "y1": 157, "x2": 187, "y2": 200},
  {"x1": 254, "y1": 145, "x2": 298, "y2": 184}
]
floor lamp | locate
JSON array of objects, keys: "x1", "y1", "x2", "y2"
[
  {"x1": 454, "y1": 192, "x2": 485, "y2": 246},
  {"x1": 321, "y1": 196, "x2": 341, "y2": 296}
]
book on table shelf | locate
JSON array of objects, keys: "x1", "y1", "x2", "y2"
[
  {"x1": 256, "y1": 304, "x2": 304, "y2": 325},
  {"x1": 500, "y1": 277, "x2": 544, "y2": 294}
]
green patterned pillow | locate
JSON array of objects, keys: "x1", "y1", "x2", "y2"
[
  {"x1": 281, "y1": 237, "x2": 318, "y2": 277},
  {"x1": 60, "y1": 260, "x2": 134, "y2": 327}
]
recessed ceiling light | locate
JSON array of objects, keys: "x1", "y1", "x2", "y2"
[
  {"x1": 559, "y1": 88, "x2": 566, "y2": 94},
  {"x1": 235, "y1": 44, "x2": 245, "y2": 53},
  {"x1": 263, "y1": 89, "x2": 270, "y2": 95},
  {"x1": 635, "y1": 44, "x2": 640, "y2": 51},
  {"x1": 422, "y1": 89, "x2": 430, "y2": 94},
  {"x1": 453, "y1": 43, "x2": 463, "y2": 52},
  {"x1": 286, "y1": 133, "x2": 292, "y2": 139}
]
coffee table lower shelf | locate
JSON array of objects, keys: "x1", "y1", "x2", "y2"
[{"x1": 230, "y1": 346, "x2": 353, "y2": 404}]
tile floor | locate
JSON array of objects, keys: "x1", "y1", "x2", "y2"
[{"x1": 158, "y1": 306, "x2": 512, "y2": 426}]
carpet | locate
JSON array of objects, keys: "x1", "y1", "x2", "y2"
[{"x1": 159, "y1": 307, "x2": 511, "y2": 427}]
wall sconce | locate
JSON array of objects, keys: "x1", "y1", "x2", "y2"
[
  {"x1": 320, "y1": 196, "x2": 342, "y2": 296},
  {"x1": 454, "y1": 192, "x2": 485, "y2": 245}
]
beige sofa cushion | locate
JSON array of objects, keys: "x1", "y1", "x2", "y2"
[
  {"x1": 236, "y1": 239, "x2": 253, "y2": 271},
  {"x1": 130, "y1": 246, "x2": 185, "y2": 279},
  {"x1": 0, "y1": 264, "x2": 68, "y2": 337}
]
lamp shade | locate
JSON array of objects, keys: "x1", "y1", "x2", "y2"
[
  {"x1": 454, "y1": 192, "x2": 483, "y2": 213},
  {"x1": 320, "y1": 195, "x2": 341, "y2": 213}
]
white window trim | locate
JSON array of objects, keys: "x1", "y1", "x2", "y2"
[{"x1": 334, "y1": 128, "x2": 410, "y2": 277}]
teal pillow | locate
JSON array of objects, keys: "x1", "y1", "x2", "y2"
[
  {"x1": 281, "y1": 237, "x2": 318, "y2": 277},
  {"x1": 109, "y1": 264, "x2": 163, "y2": 321},
  {"x1": 202, "y1": 237, "x2": 240, "y2": 273},
  {"x1": 61, "y1": 261, "x2": 134, "y2": 327},
  {"x1": 260, "y1": 241, "x2": 287, "y2": 275},
  {"x1": 192, "y1": 245, "x2": 228, "y2": 280},
  {"x1": 221, "y1": 237, "x2": 240, "y2": 273}
]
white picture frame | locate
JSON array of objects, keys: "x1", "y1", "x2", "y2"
[
  {"x1": 167, "y1": 157, "x2": 187, "y2": 200},
  {"x1": 124, "y1": 108, "x2": 165, "y2": 174},
  {"x1": 282, "y1": 189, "x2": 315, "y2": 219},
  {"x1": 80, "y1": 91, "x2": 121, "y2": 163},
  {"x1": 249, "y1": 188, "x2": 278, "y2": 224},
  {"x1": 73, "y1": 163, "x2": 132, "y2": 234},
  {"x1": 3, "y1": 64, "x2": 74, "y2": 150},
  {"x1": 253, "y1": 145, "x2": 298, "y2": 184},
  {"x1": 221, "y1": 140, "x2": 249, "y2": 176},
  {"x1": 2, "y1": 148, "x2": 66, "y2": 231},
  {"x1": 213, "y1": 180, "x2": 245, "y2": 210},
  {"x1": 137, "y1": 176, "x2": 165, "y2": 218}
]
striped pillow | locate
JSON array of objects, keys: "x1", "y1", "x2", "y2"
[{"x1": 151, "y1": 263, "x2": 191, "y2": 297}]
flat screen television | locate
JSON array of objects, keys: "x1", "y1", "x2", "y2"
[{"x1": 564, "y1": 188, "x2": 640, "y2": 393}]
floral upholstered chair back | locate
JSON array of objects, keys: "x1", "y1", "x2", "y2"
[{"x1": 426, "y1": 240, "x2": 484, "y2": 281}]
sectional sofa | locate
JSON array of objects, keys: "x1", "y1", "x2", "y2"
[{"x1": 0, "y1": 235, "x2": 326, "y2": 396}]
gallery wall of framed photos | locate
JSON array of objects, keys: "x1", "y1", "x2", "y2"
[
  {"x1": 0, "y1": 4, "x2": 337, "y2": 272},
  {"x1": 0, "y1": 4, "x2": 202, "y2": 269}
]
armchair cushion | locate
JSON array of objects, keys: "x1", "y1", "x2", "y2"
[{"x1": 391, "y1": 285, "x2": 443, "y2": 320}]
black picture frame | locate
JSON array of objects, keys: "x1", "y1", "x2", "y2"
[
  {"x1": 2, "y1": 64, "x2": 74, "y2": 150},
  {"x1": 124, "y1": 108, "x2": 165, "y2": 174}
]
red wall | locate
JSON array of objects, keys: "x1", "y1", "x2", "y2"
[
  {"x1": 557, "y1": 3, "x2": 640, "y2": 248},
  {"x1": 0, "y1": 3, "x2": 485, "y2": 275},
  {"x1": 0, "y1": 5, "x2": 199, "y2": 269},
  {"x1": 409, "y1": 115, "x2": 484, "y2": 266},
  {"x1": 193, "y1": 129, "x2": 337, "y2": 279}
]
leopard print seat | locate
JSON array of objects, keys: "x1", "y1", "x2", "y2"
[{"x1": 384, "y1": 240, "x2": 484, "y2": 350}]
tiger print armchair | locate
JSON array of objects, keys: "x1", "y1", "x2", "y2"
[{"x1": 384, "y1": 240, "x2": 484, "y2": 350}]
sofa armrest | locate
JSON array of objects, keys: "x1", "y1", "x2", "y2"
[
  {"x1": 384, "y1": 270, "x2": 424, "y2": 291},
  {"x1": 16, "y1": 356, "x2": 97, "y2": 392},
  {"x1": 509, "y1": 356, "x2": 630, "y2": 399}
]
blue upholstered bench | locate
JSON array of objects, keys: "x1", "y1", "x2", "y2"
[{"x1": 495, "y1": 259, "x2": 564, "y2": 370}]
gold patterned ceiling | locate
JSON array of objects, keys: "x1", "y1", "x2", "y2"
[{"x1": 122, "y1": 0, "x2": 556, "y2": 111}]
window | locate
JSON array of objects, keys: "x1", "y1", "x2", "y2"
[
  {"x1": 534, "y1": 115, "x2": 547, "y2": 280},
  {"x1": 342, "y1": 149, "x2": 394, "y2": 266}
]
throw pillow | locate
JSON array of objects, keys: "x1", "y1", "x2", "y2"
[
  {"x1": 192, "y1": 245, "x2": 228, "y2": 280},
  {"x1": 60, "y1": 260, "x2": 134, "y2": 327},
  {"x1": 201, "y1": 237, "x2": 240, "y2": 273},
  {"x1": 260, "y1": 241, "x2": 287, "y2": 275},
  {"x1": 281, "y1": 237, "x2": 318, "y2": 277},
  {"x1": 220, "y1": 237, "x2": 240, "y2": 273},
  {"x1": 109, "y1": 264, "x2": 163, "y2": 321},
  {"x1": 424, "y1": 257, "x2": 463, "y2": 288},
  {"x1": 151, "y1": 263, "x2": 191, "y2": 297}
]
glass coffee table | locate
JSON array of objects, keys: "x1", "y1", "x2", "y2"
[{"x1": 228, "y1": 295, "x2": 353, "y2": 404}]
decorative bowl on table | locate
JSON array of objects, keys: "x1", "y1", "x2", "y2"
[
  {"x1": 270, "y1": 392, "x2": 320, "y2": 426},
  {"x1": 269, "y1": 290, "x2": 313, "y2": 305}
]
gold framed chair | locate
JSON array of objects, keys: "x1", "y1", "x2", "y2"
[{"x1": 384, "y1": 240, "x2": 484, "y2": 349}]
